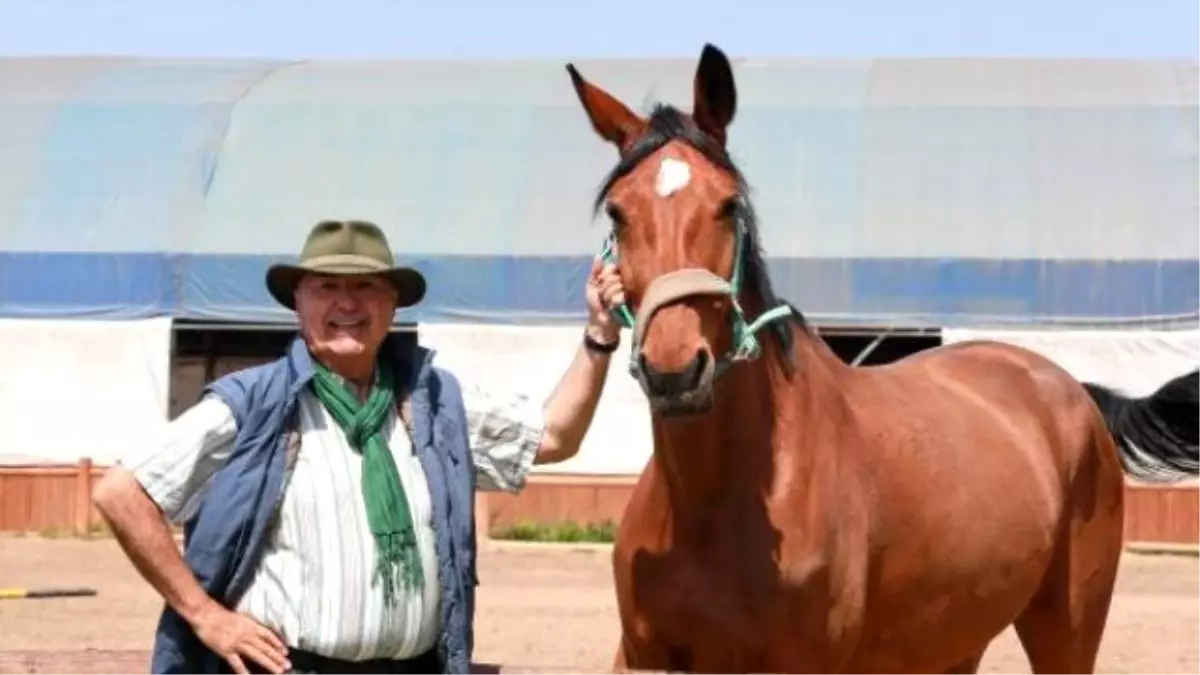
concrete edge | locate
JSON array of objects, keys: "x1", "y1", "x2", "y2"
[
  {"x1": 6, "y1": 532, "x2": 1197, "y2": 558},
  {"x1": 1124, "y1": 541, "x2": 1200, "y2": 557},
  {"x1": 0, "y1": 652, "x2": 566, "y2": 675},
  {"x1": 482, "y1": 539, "x2": 1200, "y2": 558},
  {"x1": 14, "y1": 530, "x2": 1200, "y2": 557}
]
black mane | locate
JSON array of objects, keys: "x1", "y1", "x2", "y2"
[{"x1": 592, "y1": 104, "x2": 810, "y2": 371}]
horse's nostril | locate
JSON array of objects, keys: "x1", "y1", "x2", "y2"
[{"x1": 640, "y1": 348, "x2": 709, "y2": 397}]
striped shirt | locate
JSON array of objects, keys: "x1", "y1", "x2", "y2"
[{"x1": 120, "y1": 377, "x2": 543, "y2": 662}]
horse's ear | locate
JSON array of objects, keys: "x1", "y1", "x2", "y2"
[
  {"x1": 566, "y1": 63, "x2": 645, "y2": 151},
  {"x1": 692, "y1": 43, "x2": 737, "y2": 145}
]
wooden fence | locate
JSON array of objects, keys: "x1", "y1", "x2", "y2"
[
  {"x1": 0, "y1": 459, "x2": 102, "y2": 534},
  {"x1": 1, "y1": 460, "x2": 1197, "y2": 546}
]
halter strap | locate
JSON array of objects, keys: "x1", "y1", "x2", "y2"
[{"x1": 598, "y1": 214, "x2": 792, "y2": 378}]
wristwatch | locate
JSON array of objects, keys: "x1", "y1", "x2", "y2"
[{"x1": 583, "y1": 329, "x2": 620, "y2": 354}]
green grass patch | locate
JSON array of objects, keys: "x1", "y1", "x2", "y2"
[
  {"x1": 491, "y1": 519, "x2": 617, "y2": 544},
  {"x1": 18, "y1": 521, "x2": 115, "y2": 540}
]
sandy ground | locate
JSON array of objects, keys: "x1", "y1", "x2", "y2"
[{"x1": 0, "y1": 535, "x2": 1196, "y2": 673}]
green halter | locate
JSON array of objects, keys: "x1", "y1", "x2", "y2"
[{"x1": 599, "y1": 210, "x2": 794, "y2": 379}]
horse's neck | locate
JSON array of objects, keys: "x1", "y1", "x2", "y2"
[{"x1": 650, "y1": 325, "x2": 843, "y2": 509}]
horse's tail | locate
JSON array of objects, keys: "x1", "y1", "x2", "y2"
[{"x1": 1082, "y1": 369, "x2": 1199, "y2": 483}]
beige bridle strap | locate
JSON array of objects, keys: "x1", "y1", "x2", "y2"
[{"x1": 631, "y1": 268, "x2": 735, "y2": 349}]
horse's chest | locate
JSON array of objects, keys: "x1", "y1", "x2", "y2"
[{"x1": 631, "y1": 547, "x2": 788, "y2": 655}]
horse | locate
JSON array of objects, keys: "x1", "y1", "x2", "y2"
[{"x1": 564, "y1": 44, "x2": 1199, "y2": 674}]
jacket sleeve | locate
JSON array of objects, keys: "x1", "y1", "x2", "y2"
[{"x1": 459, "y1": 380, "x2": 543, "y2": 494}]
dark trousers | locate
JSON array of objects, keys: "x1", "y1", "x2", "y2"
[{"x1": 244, "y1": 647, "x2": 442, "y2": 674}]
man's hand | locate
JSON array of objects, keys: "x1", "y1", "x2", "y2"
[
  {"x1": 92, "y1": 467, "x2": 290, "y2": 672},
  {"x1": 585, "y1": 255, "x2": 626, "y2": 344},
  {"x1": 192, "y1": 603, "x2": 291, "y2": 674}
]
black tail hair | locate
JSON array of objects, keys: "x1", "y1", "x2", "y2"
[{"x1": 1083, "y1": 369, "x2": 1199, "y2": 483}]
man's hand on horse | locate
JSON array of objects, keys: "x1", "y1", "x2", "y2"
[
  {"x1": 586, "y1": 254, "x2": 625, "y2": 344},
  {"x1": 192, "y1": 602, "x2": 291, "y2": 674}
]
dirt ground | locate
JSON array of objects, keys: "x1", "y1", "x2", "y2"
[{"x1": 0, "y1": 535, "x2": 1196, "y2": 673}]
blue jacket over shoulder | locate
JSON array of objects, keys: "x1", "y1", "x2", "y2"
[{"x1": 149, "y1": 335, "x2": 478, "y2": 674}]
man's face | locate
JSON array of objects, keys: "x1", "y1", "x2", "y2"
[{"x1": 294, "y1": 273, "x2": 399, "y2": 375}]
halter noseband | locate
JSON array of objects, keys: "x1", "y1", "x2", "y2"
[{"x1": 599, "y1": 205, "x2": 794, "y2": 382}]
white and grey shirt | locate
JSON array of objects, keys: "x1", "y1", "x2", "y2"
[{"x1": 119, "y1": 378, "x2": 544, "y2": 662}]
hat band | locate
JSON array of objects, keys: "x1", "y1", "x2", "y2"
[{"x1": 298, "y1": 254, "x2": 393, "y2": 274}]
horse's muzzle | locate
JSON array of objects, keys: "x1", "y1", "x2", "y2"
[
  {"x1": 625, "y1": 268, "x2": 731, "y2": 416},
  {"x1": 635, "y1": 347, "x2": 716, "y2": 416}
]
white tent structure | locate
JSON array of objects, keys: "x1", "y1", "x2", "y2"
[{"x1": 0, "y1": 55, "x2": 1196, "y2": 476}]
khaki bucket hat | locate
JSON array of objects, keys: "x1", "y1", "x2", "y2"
[{"x1": 266, "y1": 220, "x2": 427, "y2": 311}]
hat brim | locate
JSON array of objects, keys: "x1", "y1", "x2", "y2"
[{"x1": 266, "y1": 260, "x2": 427, "y2": 311}]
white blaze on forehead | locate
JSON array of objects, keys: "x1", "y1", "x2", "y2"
[{"x1": 655, "y1": 156, "x2": 692, "y2": 198}]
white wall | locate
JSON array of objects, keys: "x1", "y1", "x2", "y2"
[
  {"x1": 10, "y1": 319, "x2": 1187, "y2": 473},
  {"x1": 427, "y1": 324, "x2": 1200, "y2": 478},
  {"x1": 942, "y1": 328, "x2": 1200, "y2": 397},
  {"x1": 0, "y1": 318, "x2": 174, "y2": 465},
  {"x1": 418, "y1": 324, "x2": 654, "y2": 476}
]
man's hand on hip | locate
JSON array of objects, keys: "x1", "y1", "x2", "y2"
[{"x1": 192, "y1": 603, "x2": 291, "y2": 674}]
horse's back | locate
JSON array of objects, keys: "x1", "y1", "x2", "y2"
[
  {"x1": 843, "y1": 337, "x2": 1110, "y2": 522},
  {"x1": 856, "y1": 337, "x2": 1101, "y2": 461}
]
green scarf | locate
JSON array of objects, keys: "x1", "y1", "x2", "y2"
[{"x1": 310, "y1": 357, "x2": 422, "y2": 606}]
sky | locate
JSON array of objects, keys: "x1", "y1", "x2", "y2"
[{"x1": 0, "y1": 0, "x2": 1195, "y2": 60}]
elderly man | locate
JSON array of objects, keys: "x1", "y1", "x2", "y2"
[{"x1": 93, "y1": 220, "x2": 627, "y2": 675}]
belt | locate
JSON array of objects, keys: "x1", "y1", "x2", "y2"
[{"x1": 247, "y1": 647, "x2": 442, "y2": 674}]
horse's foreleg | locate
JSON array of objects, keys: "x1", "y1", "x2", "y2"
[
  {"x1": 612, "y1": 631, "x2": 675, "y2": 674},
  {"x1": 612, "y1": 638, "x2": 629, "y2": 674}
]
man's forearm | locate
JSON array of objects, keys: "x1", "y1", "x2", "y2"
[
  {"x1": 92, "y1": 467, "x2": 217, "y2": 624},
  {"x1": 537, "y1": 330, "x2": 615, "y2": 464}
]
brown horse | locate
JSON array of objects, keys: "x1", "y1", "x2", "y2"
[{"x1": 565, "y1": 44, "x2": 1199, "y2": 674}]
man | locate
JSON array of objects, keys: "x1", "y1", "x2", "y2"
[{"x1": 92, "y1": 220, "x2": 627, "y2": 675}]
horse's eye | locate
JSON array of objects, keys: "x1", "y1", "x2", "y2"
[
  {"x1": 606, "y1": 203, "x2": 627, "y2": 228},
  {"x1": 717, "y1": 197, "x2": 739, "y2": 222}
]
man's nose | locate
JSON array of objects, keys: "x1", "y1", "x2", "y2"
[{"x1": 332, "y1": 291, "x2": 360, "y2": 309}]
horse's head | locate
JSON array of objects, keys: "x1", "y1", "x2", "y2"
[{"x1": 567, "y1": 44, "x2": 796, "y2": 417}]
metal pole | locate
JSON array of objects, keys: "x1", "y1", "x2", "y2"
[
  {"x1": 0, "y1": 587, "x2": 98, "y2": 600},
  {"x1": 850, "y1": 329, "x2": 893, "y2": 367}
]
